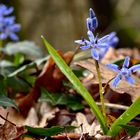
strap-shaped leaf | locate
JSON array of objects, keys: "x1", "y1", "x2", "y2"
[
  {"x1": 41, "y1": 36, "x2": 108, "y2": 134},
  {"x1": 108, "y1": 96, "x2": 140, "y2": 136}
]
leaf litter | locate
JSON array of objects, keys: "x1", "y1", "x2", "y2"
[{"x1": 1, "y1": 48, "x2": 140, "y2": 139}]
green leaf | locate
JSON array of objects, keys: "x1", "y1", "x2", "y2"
[
  {"x1": 3, "y1": 41, "x2": 44, "y2": 59},
  {"x1": 0, "y1": 66, "x2": 16, "y2": 77},
  {"x1": 41, "y1": 36, "x2": 108, "y2": 134},
  {"x1": 119, "y1": 125, "x2": 140, "y2": 136},
  {"x1": 107, "y1": 96, "x2": 140, "y2": 136},
  {"x1": 14, "y1": 53, "x2": 24, "y2": 66},
  {"x1": 39, "y1": 88, "x2": 84, "y2": 111},
  {"x1": 25, "y1": 125, "x2": 77, "y2": 137},
  {"x1": 8, "y1": 56, "x2": 49, "y2": 77},
  {"x1": 6, "y1": 76, "x2": 30, "y2": 93},
  {"x1": 0, "y1": 60, "x2": 13, "y2": 68},
  {"x1": 0, "y1": 95, "x2": 18, "y2": 110},
  {"x1": 0, "y1": 75, "x2": 7, "y2": 95}
]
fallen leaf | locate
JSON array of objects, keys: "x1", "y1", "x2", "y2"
[
  {"x1": 71, "y1": 112, "x2": 100, "y2": 136},
  {"x1": 0, "y1": 120, "x2": 17, "y2": 140},
  {"x1": 47, "y1": 109, "x2": 75, "y2": 127},
  {"x1": 0, "y1": 117, "x2": 26, "y2": 140},
  {"x1": 24, "y1": 107, "x2": 38, "y2": 126},
  {"x1": 38, "y1": 102, "x2": 59, "y2": 127},
  {"x1": 75, "y1": 59, "x2": 140, "y2": 102}
]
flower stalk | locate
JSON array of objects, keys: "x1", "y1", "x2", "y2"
[
  {"x1": 94, "y1": 59, "x2": 107, "y2": 125},
  {"x1": 0, "y1": 40, "x2": 3, "y2": 48}
]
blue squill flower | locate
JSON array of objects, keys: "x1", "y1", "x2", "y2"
[
  {"x1": 87, "y1": 8, "x2": 98, "y2": 32},
  {"x1": 106, "y1": 56, "x2": 140, "y2": 87},
  {"x1": 0, "y1": 4, "x2": 21, "y2": 41},
  {"x1": 75, "y1": 31, "x2": 118, "y2": 60}
]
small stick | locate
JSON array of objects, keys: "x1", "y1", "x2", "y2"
[
  {"x1": 0, "y1": 114, "x2": 16, "y2": 126},
  {"x1": 103, "y1": 76, "x2": 116, "y2": 92},
  {"x1": 96, "y1": 102, "x2": 129, "y2": 110}
]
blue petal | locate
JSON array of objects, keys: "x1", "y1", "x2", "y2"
[
  {"x1": 98, "y1": 34, "x2": 110, "y2": 43},
  {"x1": 129, "y1": 64, "x2": 140, "y2": 73},
  {"x1": 91, "y1": 17, "x2": 98, "y2": 29},
  {"x1": 125, "y1": 75, "x2": 135, "y2": 85},
  {"x1": 109, "y1": 36, "x2": 119, "y2": 48},
  {"x1": 87, "y1": 18, "x2": 98, "y2": 31},
  {"x1": 99, "y1": 47, "x2": 108, "y2": 60},
  {"x1": 87, "y1": 30, "x2": 95, "y2": 43},
  {"x1": 9, "y1": 33, "x2": 19, "y2": 41},
  {"x1": 87, "y1": 18, "x2": 93, "y2": 31},
  {"x1": 91, "y1": 48, "x2": 99, "y2": 60},
  {"x1": 89, "y1": 8, "x2": 95, "y2": 18},
  {"x1": 107, "y1": 32, "x2": 119, "y2": 48},
  {"x1": 4, "y1": 7, "x2": 14, "y2": 15},
  {"x1": 0, "y1": 33, "x2": 7, "y2": 40},
  {"x1": 80, "y1": 45, "x2": 91, "y2": 50},
  {"x1": 97, "y1": 43, "x2": 108, "y2": 48},
  {"x1": 10, "y1": 24, "x2": 21, "y2": 32},
  {"x1": 112, "y1": 74, "x2": 122, "y2": 87},
  {"x1": 106, "y1": 64, "x2": 120, "y2": 73},
  {"x1": 0, "y1": 5, "x2": 14, "y2": 16},
  {"x1": 108, "y1": 32, "x2": 116, "y2": 39},
  {"x1": 5, "y1": 17, "x2": 15, "y2": 25},
  {"x1": 123, "y1": 56, "x2": 130, "y2": 68}
]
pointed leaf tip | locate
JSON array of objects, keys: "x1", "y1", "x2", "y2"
[{"x1": 41, "y1": 35, "x2": 44, "y2": 39}]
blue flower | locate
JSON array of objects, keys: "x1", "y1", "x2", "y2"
[
  {"x1": 87, "y1": 8, "x2": 98, "y2": 31},
  {"x1": 106, "y1": 56, "x2": 140, "y2": 87},
  {"x1": 75, "y1": 31, "x2": 118, "y2": 60},
  {"x1": 0, "y1": 4, "x2": 21, "y2": 41}
]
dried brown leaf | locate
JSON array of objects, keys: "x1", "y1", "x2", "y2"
[
  {"x1": 0, "y1": 121, "x2": 17, "y2": 140},
  {"x1": 71, "y1": 112, "x2": 100, "y2": 136},
  {"x1": 0, "y1": 118, "x2": 26, "y2": 140},
  {"x1": 47, "y1": 109, "x2": 75, "y2": 127},
  {"x1": 75, "y1": 59, "x2": 140, "y2": 102}
]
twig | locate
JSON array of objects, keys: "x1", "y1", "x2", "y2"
[
  {"x1": 0, "y1": 114, "x2": 16, "y2": 126},
  {"x1": 96, "y1": 102, "x2": 129, "y2": 110},
  {"x1": 103, "y1": 76, "x2": 116, "y2": 92}
]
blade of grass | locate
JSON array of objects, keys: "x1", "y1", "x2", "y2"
[
  {"x1": 107, "y1": 96, "x2": 140, "y2": 136},
  {"x1": 41, "y1": 36, "x2": 108, "y2": 134}
]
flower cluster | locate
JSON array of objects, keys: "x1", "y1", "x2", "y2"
[
  {"x1": 75, "y1": 8, "x2": 140, "y2": 87},
  {"x1": 75, "y1": 8, "x2": 119, "y2": 60},
  {"x1": 0, "y1": 4, "x2": 21, "y2": 41}
]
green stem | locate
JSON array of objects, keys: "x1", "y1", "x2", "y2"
[
  {"x1": 94, "y1": 59, "x2": 107, "y2": 124},
  {"x1": 0, "y1": 40, "x2": 3, "y2": 48}
]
